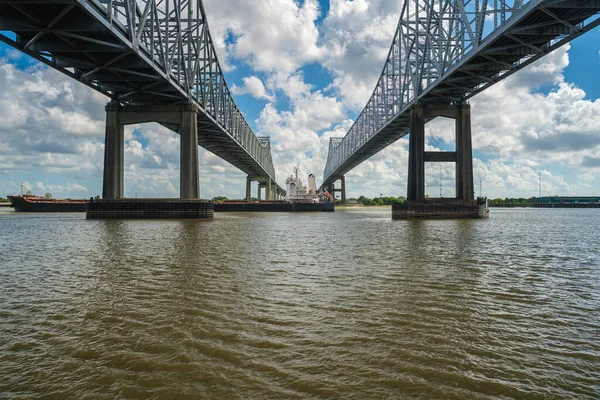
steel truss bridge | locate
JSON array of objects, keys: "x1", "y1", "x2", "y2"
[
  {"x1": 0, "y1": 0, "x2": 284, "y2": 194},
  {"x1": 322, "y1": 0, "x2": 600, "y2": 188}
]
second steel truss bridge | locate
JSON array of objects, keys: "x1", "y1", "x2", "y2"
[{"x1": 322, "y1": 0, "x2": 600, "y2": 202}]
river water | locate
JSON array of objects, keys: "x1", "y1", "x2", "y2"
[{"x1": 0, "y1": 207, "x2": 599, "y2": 399}]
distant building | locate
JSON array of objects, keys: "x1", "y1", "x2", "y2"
[{"x1": 537, "y1": 196, "x2": 600, "y2": 204}]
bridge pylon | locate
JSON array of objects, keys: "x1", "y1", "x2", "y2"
[
  {"x1": 407, "y1": 103, "x2": 473, "y2": 202},
  {"x1": 326, "y1": 176, "x2": 346, "y2": 204},
  {"x1": 102, "y1": 102, "x2": 200, "y2": 200},
  {"x1": 250, "y1": 177, "x2": 278, "y2": 201}
]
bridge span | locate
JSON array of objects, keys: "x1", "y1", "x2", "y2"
[
  {"x1": 0, "y1": 0, "x2": 285, "y2": 201},
  {"x1": 321, "y1": 0, "x2": 600, "y2": 204}
]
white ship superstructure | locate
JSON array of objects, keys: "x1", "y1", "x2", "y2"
[{"x1": 286, "y1": 166, "x2": 320, "y2": 203}]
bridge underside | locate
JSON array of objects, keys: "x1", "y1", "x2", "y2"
[
  {"x1": 322, "y1": 0, "x2": 600, "y2": 187},
  {"x1": 0, "y1": 0, "x2": 283, "y2": 191}
]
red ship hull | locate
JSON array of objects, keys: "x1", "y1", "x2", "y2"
[{"x1": 7, "y1": 195, "x2": 88, "y2": 212}]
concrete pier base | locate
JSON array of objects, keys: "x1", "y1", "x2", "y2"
[
  {"x1": 399, "y1": 103, "x2": 482, "y2": 219},
  {"x1": 392, "y1": 199, "x2": 488, "y2": 219},
  {"x1": 407, "y1": 104, "x2": 474, "y2": 202},
  {"x1": 86, "y1": 198, "x2": 214, "y2": 219}
]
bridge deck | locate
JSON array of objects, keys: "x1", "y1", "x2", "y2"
[
  {"x1": 323, "y1": 0, "x2": 600, "y2": 186},
  {"x1": 0, "y1": 0, "x2": 281, "y2": 188}
]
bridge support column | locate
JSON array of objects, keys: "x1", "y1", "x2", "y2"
[
  {"x1": 258, "y1": 183, "x2": 264, "y2": 201},
  {"x1": 407, "y1": 104, "x2": 425, "y2": 202},
  {"x1": 397, "y1": 103, "x2": 481, "y2": 218},
  {"x1": 102, "y1": 103, "x2": 202, "y2": 200},
  {"x1": 456, "y1": 104, "x2": 474, "y2": 200},
  {"x1": 102, "y1": 102, "x2": 125, "y2": 200},
  {"x1": 103, "y1": 102, "x2": 124, "y2": 199},
  {"x1": 266, "y1": 179, "x2": 272, "y2": 201},
  {"x1": 180, "y1": 104, "x2": 199, "y2": 199},
  {"x1": 340, "y1": 176, "x2": 346, "y2": 204},
  {"x1": 326, "y1": 183, "x2": 334, "y2": 200},
  {"x1": 407, "y1": 103, "x2": 474, "y2": 201},
  {"x1": 246, "y1": 176, "x2": 252, "y2": 201}
]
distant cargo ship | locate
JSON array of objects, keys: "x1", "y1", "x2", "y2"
[
  {"x1": 7, "y1": 195, "x2": 88, "y2": 212},
  {"x1": 215, "y1": 166, "x2": 334, "y2": 212}
]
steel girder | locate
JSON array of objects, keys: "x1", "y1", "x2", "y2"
[
  {"x1": 0, "y1": 0, "x2": 282, "y2": 191},
  {"x1": 322, "y1": 0, "x2": 600, "y2": 188}
]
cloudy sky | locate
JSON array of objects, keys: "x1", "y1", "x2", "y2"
[{"x1": 1, "y1": 0, "x2": 599, "y2": 200}]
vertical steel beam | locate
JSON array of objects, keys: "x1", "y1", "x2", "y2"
[
  {"x1": 341, "y1": 175, "x2": 346, "y2": 204},
  {"x1": 102, "y1": 102, "x2": 124, "y2": 199},
  {"x1": 407, "y1": 104, "x2": 425, "y2": 201}
]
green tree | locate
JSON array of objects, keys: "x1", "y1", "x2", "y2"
[
  {"x1": 212, "y1": 196, "x2": 228, "y2": 203},
  {"x1": 94, "y1": 195, "x2": 101, "y2": 200},
  {"x1": 45, "y1": 192, "x2": 53, "y2": 199},
  {"x1": 362, "y1": 198, "x2": 373, "y2": 206},
  {"x1": 25, "y1": 190, "x2": 33, "y2": 196}
]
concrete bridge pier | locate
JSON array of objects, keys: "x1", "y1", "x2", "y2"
[
  {"x1": 103, "y1": 103, "x2": 124, "y2": 199},
  {"x1": 326, "y1": 183, "x2": 335, "y2": 200},
  {"x1": 407, "y1": 103, "x2": 474, "y2": 202},
  {"x1": 102, "y1": 102, "x2": 200, "y2": 200},
  {"x1": 257, "y1": 183, "x2": 264, "y2": 200},
  {"x1": 266, "y1": 179, "x2": 273, "y2": 201},
  {"x1": 248, "y1": 176, "x2": 278, "y2": 201},
  {"x1": 246, "y1": 176, "x2": 252, "y2": 201},
  {"x1": 396, "y1": 103, "x2": 481, "y2": 219},
  {"x1": 327, "y1": 176, "x2": 346, "y2": 204}
]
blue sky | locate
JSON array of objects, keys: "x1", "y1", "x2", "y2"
[{"x1": 0, "y1": 0, "x2": 599, "y2": 200}]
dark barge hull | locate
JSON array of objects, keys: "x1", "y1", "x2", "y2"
[
  {"x1": 86, "y1": 198, "x2": 214, "y2": 219},
  {"x1": 215, "y1": 202, "x2": 334, "y2": 212},
  {"x1": 392, "y1": 199, "x2": 489, "y2": 219},
  {"x1": 8, "y1": 196, "x2": 87, "y2": 212}
]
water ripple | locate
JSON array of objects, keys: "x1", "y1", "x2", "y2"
[{"x1": 1, "y1": 209, "x2": 599, "y2": 399}]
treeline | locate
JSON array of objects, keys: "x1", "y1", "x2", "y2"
[
  {"x1": 347, "y1": 196, "x2": 406, "y2": 206},
  {"x1": 489, "y1": 197, "x2": 542, "y2": 206},
  {"x1": 0, "y1": 197, "x2": 8, "y2": 203}
]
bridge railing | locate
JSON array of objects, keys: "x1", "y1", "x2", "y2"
[
  {"x1": 324, "y1": 0, "x2": 530, "y2": 182},
  {"x1": 83, "y1": 0, "x2": 276, "y2": 180}
]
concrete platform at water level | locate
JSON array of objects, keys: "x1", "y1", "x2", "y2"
[
  {"x1": 392, "y1": 199, "x2": 489, "y2": 219},
  {"x1": 214, "y1": 201, "x2": 334, "y2": 212}
]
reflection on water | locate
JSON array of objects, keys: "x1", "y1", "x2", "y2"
[{"x1": 1, "y1": 208, "x2": 599, "y2": 399}]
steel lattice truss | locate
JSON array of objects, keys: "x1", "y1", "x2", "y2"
[
  {"x1": 0, "y1": 0, "x2": 279, "y2": 188},
  {"x1": 323, "y1": 0, "x2": 600, "y2": 187}
]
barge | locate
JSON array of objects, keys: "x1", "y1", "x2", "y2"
[
  {"x1": 214, "y1": 200, "x2": 334, "y2": 212},
  {"x1": 8, "y1": 195, "x2": 88, "y2": 212}
]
